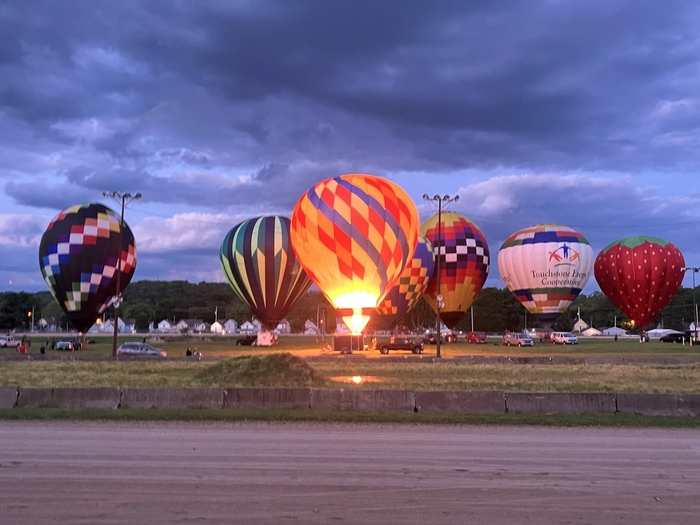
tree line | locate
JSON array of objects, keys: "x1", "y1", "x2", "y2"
[{"x1": 1, "y1": 280, "x2": 697, "y2": 334}]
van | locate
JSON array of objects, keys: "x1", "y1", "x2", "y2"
[
  {"x1": 502, "y1": 332, "x2": 534, "y2": 347},
  {"x1": 550, "y1": 332, "x2": 578, "y2": 344}
]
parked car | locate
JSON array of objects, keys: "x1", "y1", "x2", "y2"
[
  {"x1": 235, "y1": 335, "x2": 258, "y2": 346},
  {"x1": 0, "y1": 335, "x2": 21, "y2": 349},
  {"x1": 550, "y1": 331, "x2": 578, "y2": 344},
  {"x1": 56, "y1": 337, "x2": 82, "y2": 351},
  {"x1": 378, "y1": 335, "x2": 424, "y2": 354},
  {"x1": 116, "y1": 342, "x2": 166, "y2": 357},
  {"x1": 422, "y1": 332, "x2": 443, "y2": 345},
  {"x1": 660, "y1": 333, "x2": 686, "y2": 343},
  {"x1": 467, "y1": 331, "x2": 488, "y2": 343},
  {"x1": 502, "y1": 332, "x2": 534, "y2": 347}
]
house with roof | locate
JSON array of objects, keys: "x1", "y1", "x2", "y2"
[
  {"x1": 175, "y1": 319, "x2": 204, "y2": 333},
  {"x1": 194, "y1": 321, "x2": 210, "y2": 333},
  {"x1": 98, "y1": 318, "x2": 136, "y2": 333},
  {"x1": 157, "y1": 319, "x2": 173, "y2": 332},
  {"x1": 239, "y1": 320, "x2": 257, "y2": 334},
  {"x1": 38, "y1": 317, "x2": 58, "y2": 333},
  {"x1": 304, "y1": 320, "x2": 319, "y2": 335},
  {"x1": 223, "y1": 319, "x2": 238, "y2": 334},
  {"x1": 211, "y1": 321, "x2": 223, "y2": 334},
  {"x1": 572, "y1": 318, "x2": 589, "y2": 334},
  {"x1": 274, "y1": 319, "x2": 291, "y2": 335}
]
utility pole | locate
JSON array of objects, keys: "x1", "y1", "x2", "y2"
[
  {"x1": 423, "y1": 193, "x2": 459, "y2": 358},
  {"x1": 682, "y1": 267, "x2": 699, "y2": 342},
  {"x1": 103, "y1": 191, "x2": 142, "y2": 356}
]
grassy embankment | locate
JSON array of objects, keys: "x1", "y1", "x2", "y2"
[{"x1": 1, "y1": 340, "x2": 699, "y2": 393}]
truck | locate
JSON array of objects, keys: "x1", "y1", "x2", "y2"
[
  {"x1": 0, "y1": 335, "x2": 21, "y2": 349},
  {"x1": 256, "y1": 331, "x2": 277, "y2": 347},
  {"x1": 379, "y1": 335, "x2": 424, "y2": 355}
]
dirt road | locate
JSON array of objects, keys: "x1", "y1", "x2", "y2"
[{"x1": 1, "y1": 421, "x2": 698, "y2": 524}]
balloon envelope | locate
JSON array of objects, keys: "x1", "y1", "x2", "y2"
[
  {"x1": 291, "y1": 174, "x2": 420, "y2": 333},
  {"x1": 38, "y1": 203, "x2": 137, "y2": 333},
  {"x1": 421, "y1": 211, "x2": 490, "y2": 329},
  {"x1": 377, "y1": 232, "x2": 434, "y2": 316},
  {"x1": 220, "y1": 216, "x2": 312, "y2": 330},
  {"x1": 498, "y1": 224, "x2": 594, "y2": 326},
  {"x1": 594, "y1": 236, "x2": 684, "y2": 330}
]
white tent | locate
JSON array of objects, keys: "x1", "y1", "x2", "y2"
[
  {"x1": 602, "y1": 326, "x2": 627, "y2": 336},
  {"x1": 582, "y1": 327, "x2": 602, "y2": 337},
  {"x1": 646, "y1": 328, "x2": 682, "y2": 338}
]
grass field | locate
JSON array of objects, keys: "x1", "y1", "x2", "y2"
[
  {"x1": 1, "y1": 407, "x2": 699, "y2": 428},
  {"x1": 5, "y1": 334, "x2": 700, "y2": 359},
  {"x1": 1, "y1": 334, "x2": 699, "y2": 393}
]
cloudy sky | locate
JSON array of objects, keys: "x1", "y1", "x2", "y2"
[{"x1": 2, "y1": 1, "x2": 700, "y2": 293}]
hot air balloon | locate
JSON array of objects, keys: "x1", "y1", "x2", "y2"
[
  {"x1": 498, "y1": 224, "x2": 594, "y2": 328},
  {"x1": 421, "y1": 212, "x2": 490, "y2": 329},
  {"x1": 290, "y1": 174, "x2": 420, "y2": 334},
  {"x1": 220, "y1": 216, "x2": 312, "y2": 330},
  {"x1": 594, "y1": 236, "x2": 684, "y2": 330},
  {"x1": 38, "y1": 203, "x2": 137, "y2": 333},
  {"x1": 377, "y1": 232, "x2": 434, "y2": 316}
]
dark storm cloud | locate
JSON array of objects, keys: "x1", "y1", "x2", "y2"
[
  {"x1": 1, "y1": 0, "x2": 699, "y2": 196},
  {"x1": 0, "y1": 0, "x2": 700, "y2": 293}
]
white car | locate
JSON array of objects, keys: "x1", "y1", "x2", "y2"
[
  {"x1": 0, "y1": 335, "x2": 20, "y2": 349},
  {"x1": 502, "y1": 332, "x2": 534, "y2": 347},
  {"x1": 550, "y1": 332, "x2": 578, "y2": 344}
]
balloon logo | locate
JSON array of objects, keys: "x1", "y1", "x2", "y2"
[
  {"x1": 38, "y1": 203, "x2": 137, "y2": 333},
  {"x1": 220, "y1": 216, "x2": 312, "y2": 330},
  {"x1": 377, "y1": 232, "x2": 434, "y2": 316},
  {"x1": 594, "y1": 236, "x2": 684, "y2": 330},
  {"x1": 421, "y1": 211, "x2": 490, "y2": 328},
  {"x1": 498, "y1": 224, "x2": 594, "y2": 327},
  {"x1": 291, "y1": 174, "x2": 420, "y2": 333}
]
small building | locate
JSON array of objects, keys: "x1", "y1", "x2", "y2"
[
  {"x1": 274, "y1": 319, "x2": 291, "y2": 335},
  {"x1": 211, "y1": 321, "x2": 223, "y2": 334},
  {"x1": 194, "y1": 321, "x2": 210, "y2": 333},
  {"x1": 223, "y1": 319, "x2": 238, "y2": 334},
  {"x1": 176, "y1": 319, "x2": 204, "y2": 333},
  {"x1": 240, "y1": 321, "x2": 257, "y2": 335},
  {"x1": 582, "y1": 327, "x2": 602, "y2": 337},
  {"x1": 39, "y1": 317, "x2": 58, "y2": 332},
  {"x1": 572, "y1": 319, "x2": 589, "y2": 334},
  {"x1": 304, "y1": 319, "x2": 319, "y2": 335},
  {"x1": 157, "y1": 319, "x2": 173, "y2": 333},
  {"x1": 99, "y1": 318, "x2": 133, "y2": 333}
]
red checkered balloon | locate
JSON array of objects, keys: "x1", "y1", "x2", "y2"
[
  {"x1": 421, "y1": 212, "x2": 490, "y2": 328},
  {"x1": 290, "y1": 174, "x2": 419, "y2": 331},
  {"x1": 377, "y1": 232, "x2": 434, "y2": 316}
]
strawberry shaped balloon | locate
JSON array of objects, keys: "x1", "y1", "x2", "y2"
[{"x1": 594, "y1": 236, "x2": 685, "y2": 330}]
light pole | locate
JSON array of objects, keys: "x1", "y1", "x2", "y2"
[
  {"x1": 103, "y1": 191, "x2": 141, "y2": 356},
  {"x1": 682, "y1": 267, "x2": 699, "y2": 343},
  {"x1": 423, "y1": 193, "x2": 459, "y2": 358}
]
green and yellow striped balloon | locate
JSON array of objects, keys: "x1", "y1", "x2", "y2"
[{"x1": 220, "y1": 216, "x2": 312, "y2": 330}]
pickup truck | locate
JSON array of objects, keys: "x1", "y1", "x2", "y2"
[
  {"x1": 379, "y1": 335, "x2": 424, "y2": 355},
  {"x1": 0, "y1": 335, "x2": 21, "y2": 349},
  {"x1": 56, "y1": 337, "x2": 82, "y2": 351}
]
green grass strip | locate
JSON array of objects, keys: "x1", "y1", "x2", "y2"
[{"x1": 1, "y1": 407, "x2": 699, "y2": 428}]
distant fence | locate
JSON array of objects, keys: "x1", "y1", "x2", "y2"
[{"x1": 1, "y1": 386, "x2": 698, "y2": 416}]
